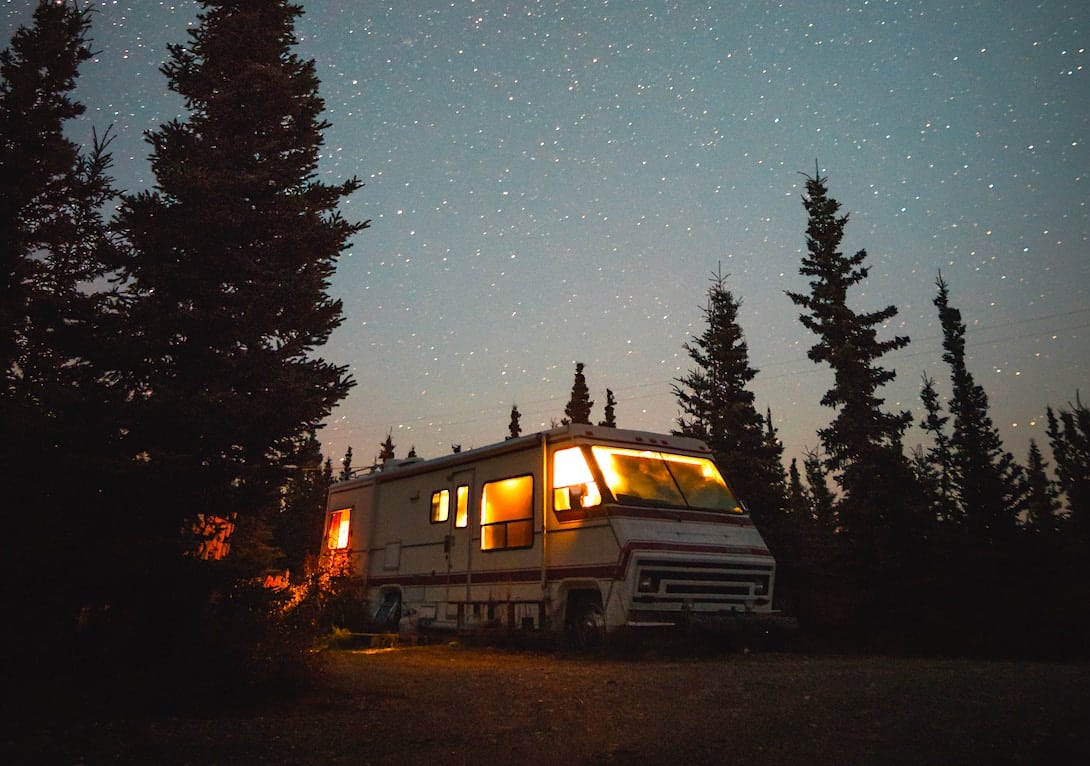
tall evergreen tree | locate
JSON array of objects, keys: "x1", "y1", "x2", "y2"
[
  {"x1": 113, "y1": 0, "x2": 363, "y2": 567},
  {"x1": 1047, "y1": 395, "x2": 1090, "y2": 538},
  {"x1": 275, "y1": 430, "x2": 332, "y2": 576},
  {"x1": 1021, "y1": 440, "x2": 1061, "y2": 535},
  {"x1": 786, "y1": 458, "x2": 811, "y2": 521},
  {"x1": 0, "y1": 1, "x2": 123, "y2": 656},
  {"x1": 0, "y1": 0, "x2": 119, "y2": 443},
  {"x1": 803, "y1": 448, "x2": 837, "y2": 538},
  {"x1": 933, "y1": 273, "x2": 1024, "y2": 544},
  {"x1": 673, "y1": 268, "x2": 785, "y2": 525},
  {"x1": 564, "y1": 362, "x2": 593, "y2": 425},
  {"x1": 917, "y1": 374, "x2": 958, "y2": 525},
  {"x1": 785, "y1": 171, "x2": 920, "y2": 560},
  {"x1": 1, "y1": 0, "x2": 99, "y2": 380},
  {"x1": 339, "y1": 446, "x2": 354, "y2": 481}
]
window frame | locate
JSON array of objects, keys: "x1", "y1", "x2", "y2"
[
  {"x1": 479, "y1": 473, "x2": 535, "y2": 551},
  {"x1": 430, "y1": 488, "x2": 450, "y2": 523},
  {"x1": 326, "y1": 507, "x2": 352, "y2": 550},
  {"x1": 551, "y1": 446, "x2": 606, "y2": 522}
]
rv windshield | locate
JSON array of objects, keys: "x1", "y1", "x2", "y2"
[{"x1": 589, "y1": 446, "x2": 744, "y2": 513}]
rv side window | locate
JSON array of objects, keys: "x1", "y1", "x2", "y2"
[
  {"x1": 327, "y1": 508, "x2": 351, "y2": 549},
  {"x1": 480, "y1": 475, "x2": 533, "y2": 551},
  {"x1": 455, "y1": 484, "x2": 470, "y2": 528},
  {"x1": 430, "y1": 489, "x2": 450, "y2": 523}
]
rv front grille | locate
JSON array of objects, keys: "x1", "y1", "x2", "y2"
[{"x1": 631, "y1": 557, "x2": 772, "y2": 613}]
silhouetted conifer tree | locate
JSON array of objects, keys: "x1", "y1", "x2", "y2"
[
  {"x1": 917, "y1": 374, "x2": 957, "y2": 525},
  {"x1": 340, "y1": 446, "x2": 354, "y2": 481},
  {"x1": 933, "y1": 273, "x2": 1025, "y2": 544},
  {"x1": 276, "y1": 430, "x2": 332, "y2": 577},
  {"x1": 673, "y1": 268, "x2": 786, "y2": 527},
  {"x1": 1, "y1": 1, "x2": 110, "y2": 379},
  {"x1": 786, "y1": 171, "x2": 922, "y2": 565},
  {"x1": 803, "y1": 448, "x2": 837, "y2": 538},
  {"x1": 1047, "y1": 395, "x2": 1090, "y2": 538},
  {"x1": 786, "y1": 458, "x2": 811, "y2": 520},
  {"x1": 599, "y1": 389, "x2": 617, "y2": 427},
  {"x1": 564, "y1": 362, "x2": 593, "y2": 424},
  {"x1": 113, "y1": 0, "x2": 363, "y2": 572},
  {"x1": 1021, "y1": 440, "x2": 1061, "y2": 535},
  {"x1": 379, "y1": 433, "x2": 396, "y2": 463},
  {"x1": 508, "y1": 404, "x2": 522, "y2": 439},
  {"x1": 0, "y1": 1, "x2": 124, "y2": 663}
]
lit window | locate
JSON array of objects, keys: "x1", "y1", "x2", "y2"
[
  {"x1": 455, "y1": 484, "x2": 469, "y2": 528},
  {"x1": 589, "y1": 446, "x2": 742, "y2": 513},
  {"x1": 553, "y1": 447, "x2": 602, "y2": 511},
  {"x1": 327, "y1": 508, "x2": 351, "y2": 549},
  {"x1": 431, "y1": 489, "x2": 450, "y2": 523},
  {"x1": 480, "y1": 475, "x2": 534, "y2": 550}
]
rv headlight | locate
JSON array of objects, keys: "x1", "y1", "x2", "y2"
[{"x1": 637, "y1": 574, "x2": 657, "y2": 593}]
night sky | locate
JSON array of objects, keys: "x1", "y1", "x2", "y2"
[{"x1": 5, "y1": 1, "x2": 1088, "y2": 472}]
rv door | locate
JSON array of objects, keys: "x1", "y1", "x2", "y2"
[{"x1": 445, "y1": 469, "x2": 475, "y2": 603}]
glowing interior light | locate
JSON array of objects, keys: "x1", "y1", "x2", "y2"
[
  {"x1": 553, "y1": 447, "x2": 602, "y2": 509},
  {"x1": 589, "y1": 446, "x2": 740, "y2": 512},
  {"x1": 431, "y1": 489, "x2": 450, "y2": 522},
  {"x1": 455, "y1": 485, "x2": 469, "y2": 528},
  {"x1": 327, "y1": 509, "x2": 351, "y2": 549},
  {"x1": 554, "y1": 447, "x2": 594, "y2": 486}
]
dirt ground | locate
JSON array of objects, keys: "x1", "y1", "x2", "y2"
[{"x1": 16, "y1": 643, "x2": 1090, "y2": 765}]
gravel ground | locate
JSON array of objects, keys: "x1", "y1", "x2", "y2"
[{"x1": 16, "y1": 643, "x2": 1090, "y2": 765}]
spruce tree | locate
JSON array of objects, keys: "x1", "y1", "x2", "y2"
[
  {"x1": 564, "y1": 362, "x2": 593, "y2": 424},
  {"x1": 0, "y1": 1, "x2": 118, "y2": 441},
  {"x1": 113, "y1": 0, "x2": 363, "y2": 565},
  {"x1": 933, "y1": 273, "x2": 1024, "y2": 544},
  {"x1": 785, "y1": 171, "x2": 919, "y2": 559},
  {"x1": 275, "y1": 430, "x2": 332, "y2": 576},
  {"x1": 339, "y1": 446, "x2": 354, "y2": 481},
  {"x1": 1047, "y1": 396, "x2": 1090, "y2": 538},
  {"x1": 507, "y1": 404, "x2": 522, "y2": 440},
  {"x1": 1, "y1": 1, "x2": 96, "y2": 378},
  {"x1": 0, "y1": 1, "x2": 122, "y2": 654},
  {"x1": 673, "y1": 268, "x2": 785, "y2": 524},
  {"x1": 786, "y1": 458, "x2": 811, "y2": 521},
  {"x1": 379, "y1": 433, "x2": 396, "y2": 463},
  {"x1": 803, "y1": 448, "x2": 837, "y2": 538},
  {"x1": 599, "y1": 389, "x2": 617, "y2": 427},
  {"x1": 1021, "y1": 440, "x2": 1061, "y2": 535},
  {"x1": 918, "y1": 374, "x2": 958, "y2": 525}
]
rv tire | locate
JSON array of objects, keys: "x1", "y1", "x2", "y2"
[{"x1": 572, "y1": 602, "x2": 606, "y2": 651}]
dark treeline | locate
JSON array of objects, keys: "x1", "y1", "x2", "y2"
[
  {"x1": 2, "y1": 2, "x2": 1087, "y2": 717},
  {"x1": 673, "y1": 172, "x2": 1090, "y2": 657}
]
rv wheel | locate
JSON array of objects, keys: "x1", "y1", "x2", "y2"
[{"x1": 572, "y1": 602, "x2": 606, "y2": 650}]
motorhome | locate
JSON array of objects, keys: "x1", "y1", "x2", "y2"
[{"x1": 321, "y1": 424, "x2": 789, "y2": 645}]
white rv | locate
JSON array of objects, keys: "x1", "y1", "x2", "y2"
[{"x1": 321, "y1": 425, "x2": 789, "y2": 645}]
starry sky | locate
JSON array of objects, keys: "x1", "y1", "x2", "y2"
[{"x1": 5, "y1": 0, "x2": 1088, "y2": 472}]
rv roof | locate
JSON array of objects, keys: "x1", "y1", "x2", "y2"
[{"x1": 330, "y1": 425, "x2": 714, "y2": 489}]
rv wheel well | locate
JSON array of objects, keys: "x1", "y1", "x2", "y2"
[
  {"x1": 564, "y1": 588, "x2": 606, "y2": 650},
  {"x1": 563, "y1": 588, "x2": 602, "y2": 622}
]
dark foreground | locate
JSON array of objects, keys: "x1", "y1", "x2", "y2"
[{"x1": 14, "y1": 644, "x2": 1090, "y2": 765}]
